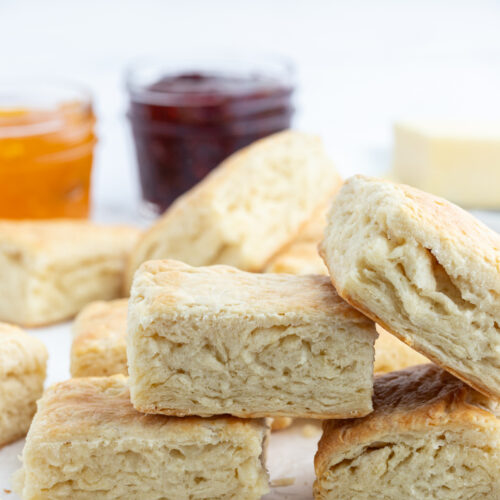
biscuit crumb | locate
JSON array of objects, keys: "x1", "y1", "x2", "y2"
[
  {"x1": 271, "y1": 477, "x2": 295, "y2": 487},
  {"x1": 4, "y1": 488, "x2": 11, "y2": 493},
  {"x1": 301, "y1": 423, "x2": 322, "y2": 438}
]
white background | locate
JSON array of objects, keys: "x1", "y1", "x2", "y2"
[{"x1": 1, "y1": 1, "x2": 500, "y2": 497}]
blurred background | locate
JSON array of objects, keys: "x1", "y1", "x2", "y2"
[{"x1": 1, "y1": 0, "x2": 500, "y2": 224}]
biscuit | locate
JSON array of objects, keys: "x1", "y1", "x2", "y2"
[
  {"x1": 0, "y1": 220, "x2": 141, "y2": 326},
  {"x1": 0, "y1": 323, "x2": 47, "y2": 447},
  {"x1": 374, "y1": 326, "x2": 429, "y2": 374},
  {"x1": 320, "y1": 175, "x2": 500, "y2": 398},
  {"x1": 14, "y1": 375, "x2": 269, "y2": 500},
  {"x1": 70, "y1": 299, "x2": 128, "y2": 378},
  {"x1": 126, "y1": 131, "x2": 341, "y2": 289},
  {"x1": 314, "y1": 364, "x2": 500, "y2": 499},
  {"x1": 127, "y1": 260, "x2": 377, "y2": 419}
]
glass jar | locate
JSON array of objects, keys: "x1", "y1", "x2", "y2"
[
  {"x1": 0, "y1": 80, "x2": 96, "y2": 219},
  {"x1": 126, "y1": 54, "x2": 294, "y2": 215}
]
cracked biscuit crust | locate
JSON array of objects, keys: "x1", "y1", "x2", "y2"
[
  {"x1": 314, "y1": 364, "x2": 500, "y2": 500},
  {"x1": 320, "y1": 175, "x2": 500, "y2": 398}
]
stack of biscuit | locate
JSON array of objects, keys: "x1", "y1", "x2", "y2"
[
  {"x1": 15, "y1": 131, "x2": 378, "y2": 499},
  {"x1": 9, "y1": 131, "x2": 500, "y2": 499},
  {"x1": 15, "y1": 259, "x2": 375, "y2": 499},
  {"x1": 315, "y1": 175, "x2": 500, "y2": 499}
]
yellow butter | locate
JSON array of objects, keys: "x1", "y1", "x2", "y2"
[{"x1": 393, "y1": 121, "x2": 500, "y2": 209}]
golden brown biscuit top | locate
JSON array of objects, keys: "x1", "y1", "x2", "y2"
[
  {"x1": 0, "y1": 322, "x2": 47, "y2": 377},
  {"x1": 29, "y1": 375, "x2": 266, "y2": 444},
  {"x1": 333, "y1": 175, "x2": 500, "y2": 270},
  {"x1": 315, "y1": 364, "x2": 500, "y2": 475},
  {"x1": 0, "y1": 220, "x2": 141, "y2": 259},
  {"x1": 72, "y1": 299, "x2": 128, "y2": 349},
  {"x1": 131, "y1": 259, "x2": 372, "y2": 326},
  {"x1": 372, "y1": 364, "x2": 482, "y2": 414}
]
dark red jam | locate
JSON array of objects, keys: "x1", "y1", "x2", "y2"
[{"x1": 128, "y1": 72, "x2": 294, "y2": 213}]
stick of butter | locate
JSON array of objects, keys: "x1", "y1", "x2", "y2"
[{"x1": 393, "y1": 121, "x2": 500, "y2": 209}]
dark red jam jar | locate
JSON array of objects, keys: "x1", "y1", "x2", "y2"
[{"x1": 126, "y1": 56, "x2": 294, "y2": 215}]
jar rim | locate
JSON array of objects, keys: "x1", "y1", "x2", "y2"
[
  {"x1": 125, "y1": 52, "x2": 295, "y2": 106},
  {"x1": 0, "y1": 78, "x2": 93, "y2": 138}
]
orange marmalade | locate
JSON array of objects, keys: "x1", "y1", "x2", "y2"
[{"x1": 0, "y1": 84, "x2": 96, "y2": 219}]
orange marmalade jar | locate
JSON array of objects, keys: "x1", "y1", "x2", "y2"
[{"x1": 0, "y1": 81, "x2": 96, "y2": 219}]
